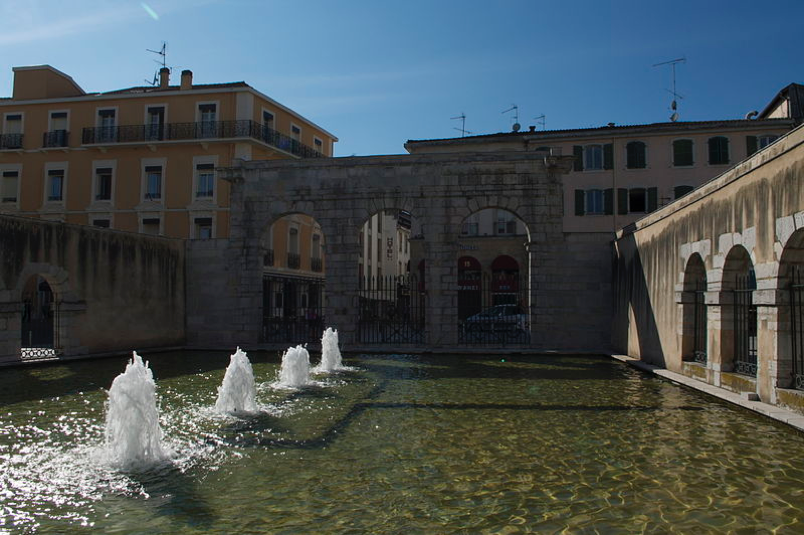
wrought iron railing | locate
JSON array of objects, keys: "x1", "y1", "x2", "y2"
[
  {"x1": 358, "y1": 274, "x2": 426, "y2": 344},
  {"x1": 0, "y1": 133, "x2": 23, "y2": 150},
  {"x1": 458, "y1": 273, "x2": 530, "y2": 345},
  {"x1": 43, "y1": 130, "x2": 69, "y2": 148},
  {"x1": 733, "y1": 275, "x2": 757, "y2": 377},
  {"x1": 311, "y1": 257, "x2": 323, "y2": 272},
  {"x1": 82, "y1": 120, "x2": 324, "y2": 158},
  {"x1": 693, "y1": 285, "x2": 707, "y2": 364},
  {"x1": 287, "y1": 252, "x2": 301, "y2": 269},
  {"x1": 261, "y1": 275, "x2": 325, "y2": 344},
  {"x1": 791, "y1": 267, "x2": 804, "y2": 389}
]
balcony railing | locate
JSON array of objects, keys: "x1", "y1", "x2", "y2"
[
  {"x1": 43, "y1": 130, "x2": 69, "y2": 148},
  {"x1": 287, "y1": 252, "x2": 301, "y2": 269},
  {"x1": 0, "y1": 133, "x2": 23, "y2": 150},
  {"x1": 82, "y1": 120, "x2": 324, "y2": 158},
  {"x1": 311, "y1": 257, "x2": 323, "y2": 273}
]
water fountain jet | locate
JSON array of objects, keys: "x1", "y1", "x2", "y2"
[
  {"x1": 314, "y1": 327, "x2": 344, "y2": 373},
  {"x1": 277, "y1": 345, "x2": 311, "y2": 388},
  {"x1": 215, "y1": 347, "x2": 257, "y2": 414}
]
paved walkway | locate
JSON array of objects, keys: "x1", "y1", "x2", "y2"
[{"x1": 611, "y1": 354, "x2": 804, "y2": 433}]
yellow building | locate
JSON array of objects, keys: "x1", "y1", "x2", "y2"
[{"x1": 0, "y1": 65, "x2": 337, "y2": 240}]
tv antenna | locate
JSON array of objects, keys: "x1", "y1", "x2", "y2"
[
  {"x1": 653, "y1": 57, "x2": 685, "y2": 122},
  {"x1": 502, "y1": 104, "x2": 520, "y2": 131},
  {"x1": 145, "y1": 42, "x2": 168, "y2": 85},
  {"x1": 533, "y1": 114, "x2": 546, "y2": 130},
  {"x1": 451, "y1": 113, "x2": 472, "y2": 137}
]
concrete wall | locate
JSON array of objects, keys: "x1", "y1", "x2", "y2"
[
  {"x1": 0, "y1": 215, "x2": 185, "y2": 362},
  {"x1": 186, "y1": 150, "x2": 614, "y2": 352},
  {"x1": 612, "y1": 124, "x2": 804, "y2": 407}
]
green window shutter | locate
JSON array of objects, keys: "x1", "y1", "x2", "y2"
[
  {"x1": 647, "y1": 187, "x2": 658, "y2": 212},
  {"x1": 573, "y1": 146, "x2": 584, "y2": 171},
  {"x1": 674, "y1": 139, "x2": 693, "y2": 166},
  {"x1": 604, "y1": 188, "x2": 614, "y2": 215},
  {"x1": 617, "y1": 188, "x2": 628, "y2": 215},
  {"x1": 575, "y1": 189, "x2": 585, "y2": 216},
  {"x1": 603, "y1": 143, "x2": 614, "y2": 170},
  {"x1": 746, "y1": 135, "x2": 758, "y2": 157}
]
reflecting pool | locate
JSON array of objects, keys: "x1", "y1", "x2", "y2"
[{"x1": 2, "y1": 352, "x2": 804, "y2": 533}]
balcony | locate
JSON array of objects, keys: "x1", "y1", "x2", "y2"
[
  {"x1": 43, "y1": 130, "x2": 69, "y2": 148},
  {"x1": 311, "y1": 257, "x2": 323, "y2": 273},
  {"x1": 0, "y1": 133, "x2": 23, "y2": 150},
  {"x1": 287, "y1": 252, "x2": 301, "y2": 269},
  {"x1": 82, "y1": 120, "x2": 324, "y2": 158}
]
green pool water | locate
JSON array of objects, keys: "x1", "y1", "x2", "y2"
[{"x1": 2, "y1": 351, "x2": 804, "y2": 533}]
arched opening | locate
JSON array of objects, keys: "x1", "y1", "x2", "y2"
[
  {"x1": 20, "y1": 275, "x2": 58, "y2": 358},
  {"x1": 457, "y1": 208, "x2": 530, "y2": 345},
  {"x1": 259, "y1": 213, "x2": 325, "y2": 343},
  {"x1": 681, "y1": 254, "x2": 707, "y2": 364},
  {"x1": 777, "y1": 229, "x2": 804, "y2": 389},
  {"x1": 721, "y1": 246, "x2": 756, "y2": 377},
  {"x1": 356, "y1": 209, "x2": 424, "y2": 343}
]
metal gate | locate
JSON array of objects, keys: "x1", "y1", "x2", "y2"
[
  {"x1": 692, "y1": 283, "x2": 707, "y2": 364},
  {"x1": 357, "y1": 274, "x2": 425, "y2": 343},
  {"x1": 262, "y1": 274, "x2": 325, "y2": 344},
  {"x1": 790, "y1": 267, "x2": 804, "y2": 389},
  {"x1": 733, "y1": 274, "x2": 757, "y2": 376},
  {"x1": 458, "y1": 273, "x2": 529, "y2": 345},
  {"x1": 21, "y1": 278, "x2": 60, "y2": 359}
]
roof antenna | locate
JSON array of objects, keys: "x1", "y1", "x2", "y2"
[
  {"x1": 533, "y1": 114, "x2": 546, "y2": 130},
  {"x1": 145, "y1": 42, "x2": 168, "y2": 85},
  {"x1": 653, "y1": 57, "x2": 686, "y2": 122},
  {"x1": 451, "y1": 113, "x2": 472, "y2": 137},
  {"x1": 502, "y1": 104, "x2": 520, "y2": 131}
]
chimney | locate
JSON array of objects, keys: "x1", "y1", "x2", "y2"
[
  {"x1": 181, "y1": 69, "x2": 193, "y2": 90},
  {"x1": 159, "y1": 67, "x2": 170, "y2": 89}
]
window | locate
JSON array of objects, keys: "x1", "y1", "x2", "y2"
[
  {"x1": 758, "y1": 135, "x2": 779, "y2": 149},
  {"x1": 2, "y1": 114, "x2": 23, "y2": 150},
  {"x1": 377, "y1": 238, "x2": 381, "y2": 262},
  {"x1": 4, "y1": 114, "x2": 22, "y2": 134},
  {"x1": 146, "y1": 106, "x2": 165, "y2": 141},
  {"x1": 573, "y1": 144, "x2": 613, "y2": 171},
  {"x1": 95, "y1": 167, "x2": 112, "y2": 201},
  {"x1": 674, "y1": 185, "x2": 694, "y2": 199},
  {"x1": 629, "y1": 188, "x2": 647, "y2": 213},
  {"x1": 196, "y1": 163, "x2": 215, "y2": 198},
  {"x1": 1, "y1": 170, "x2": 18, "y2": 203},
  {"x1": 98, "y1": 109, "x2": 116, "y2": 142},
  {"x1": 142, "y1": 217, "x2": 160, "y2": 235},
  {"x1": 289, "y1": 227, "x2": 299, "y2": 254},
  {"x1": 461, "y1": 221, "x2": 479, "y2": 236},
  {"x1": 47, "y1": 169, "x2": 64, "y2": 202},
  {"x1": 291, "y1": 125, "x2": 301, "y2": 141},
  {"x1": 198, "y1": 103, "x2": 217, "y2": 137},
  {"x1": 194, "y1": 217, "x2": 212, "y2": 239},
  {"x1": 708, "y1": 136, "x2": 729, "y2": 165},
  {"x1": 263, "y1": 111, "x2": 275, "y2": 130},
  {"x1": 92, "y1": 219, "x2": 110, "y2": 228},
  {"x1": 47, "y1": 112, "x2": 68, "y2": 147},
  {"x1": 312, "y1": 234, "x2": 321, "y2": 259},
  {"x1": 747, "y1": 134, "x2": 780, "y2": 156},
  {"x1": 585, "y1": 189, "x2": 605, "y2": 214},
  {"x1": 314, "y1": 137, "x2": 323, "y2": 154},
  {"x1": 145, "y1": 166, "x2": 162, "y2": 200},
  {"x1": 626, "y1": 141, "x2": 647, "y2": 169},
  {"x1": 673, "y1": 139, "x2": 694, "y2": 167}
]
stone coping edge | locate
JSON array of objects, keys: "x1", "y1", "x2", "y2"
[{"x1": 610, "y1": 354, "x2": 804, "y2": 434}]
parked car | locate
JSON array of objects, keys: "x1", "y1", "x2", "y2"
[{"x1": 463, "y1": 305, "x2": 528, "y2": 332}]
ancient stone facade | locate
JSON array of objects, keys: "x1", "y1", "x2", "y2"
[
  {"x1": 613, "y1": 124, "x2": 804, "y2": 409},
  {"x1": 0, "y1": 215, "x2": 185, "y2": 363},
  {"x1": 188, "y1": 151, "x2": 614, "y2": 351}
]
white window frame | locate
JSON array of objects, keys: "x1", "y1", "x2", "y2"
[
  {"x1": 2, "y1": 111, "x2": 24, "y2": 135},
  {"x1": 190, "y1": 212, "x2": 216, "y2": 240},
  {"x1": 261, "y1": 107, "x2": 276, "y2": 131},
  {"x1": 0, "y1": 163, "x2": 22, "y2": 209},
  {"x1": 584, "y1": 144, "x2": 604, "y2": 171},
  {"x1": 290, "y1": 122, "x2": 302, "y2": 141},
  {"x1": 140, "y1": 157, "x2": 167, "y2": 204},
  {"x1": 671, "y1": 138, "x2": 695, "y2": 168},
  {"x1": 143, "y1": 103, "x2": 168, "y2": 141},
  {"x1": 192, "y1": 155, "x2": 218, "y2": 203},
  {"x1": 138, "y1": 213, "x2": 163, "y2": 235},
  {"x1": 47, "y1": 109, "x2": 70, "y2": 133},
  {"x1": 91, "y1": 159, "x2": 116, "y2": 207},
  {"x1": 94, "y1": 106, "x2": 118, "y2": 127},
  {"x1": 43, "y1": 161, "x2": 68, "y2": 206}
]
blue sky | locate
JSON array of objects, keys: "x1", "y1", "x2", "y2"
[{"x1": 1, "y1": 0, "x2": 802, "y2": 156}]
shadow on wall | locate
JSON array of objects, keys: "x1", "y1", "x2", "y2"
[{"x1": 612, "y1": 231, "x2": 666, "y2": 367}]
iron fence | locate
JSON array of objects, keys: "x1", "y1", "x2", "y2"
[
  {"x1": 0, "y1": 133, "x2": 23, "y2": 150},
  {"x1": 458, "y1": 273, "x2": 530, "y2": 345},
  {"x1": 261, "y1": 274, "x2": 325, "y2": 344},
  {"x1": 733, "y1": 274, "x2": 757, "y2": 376},
  {"x1": 693, "y1": 284, "x2": 707, "y2": 364},
  {"x1": 357, "y1": 274, "x2": 426, "y2": 344},
  {"x1": 43, "y1": 130, "x2": 68, "y2": 148},
  {"x1": 790, "y1": 267, "x2": 804, "y2": 389},
  {"x1": 21, "y1": 286, "x2": 60, "y2": 359}
]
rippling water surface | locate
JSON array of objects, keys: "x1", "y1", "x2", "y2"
[{"x1": 2, "y1": 351, "x2": 804, "y2": 533}]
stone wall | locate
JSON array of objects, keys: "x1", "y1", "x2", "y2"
[{"x1": 0, "y1": 215, "x2": 185, "y2": 362}]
